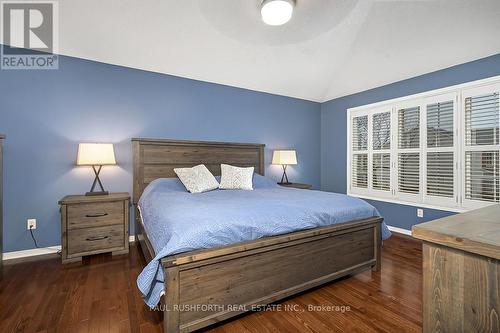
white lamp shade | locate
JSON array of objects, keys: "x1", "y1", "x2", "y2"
[
  {"x1": 76, "y1": 143, "x2": 116, "y2": 166},
  {"x1": 272, "y1": 150, "x2": 297, "y2": 165}
]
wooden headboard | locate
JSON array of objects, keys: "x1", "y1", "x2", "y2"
[{"x1": 132, "y1": 138, "x2": 265, "y2": 204}]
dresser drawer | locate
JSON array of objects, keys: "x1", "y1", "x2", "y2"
[
  {"x1": 68, "y1": 201, "x2": 124, "y2": 230},
  {"x1": 67, "y1": 224, "x2": 124, "y2": 256}
]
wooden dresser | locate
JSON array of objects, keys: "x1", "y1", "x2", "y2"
[
  {"x1": 59, "y1": 193, "x2": 130, "y2": 264},
  {"x1": 412, "y1": 204, "x2": 500, "y2": 333},
  {"x1": 0, "y1": 135, "x2": 4, "y2": 273}
]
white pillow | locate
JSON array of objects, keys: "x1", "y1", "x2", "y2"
[
  {"x1": 219, "y1": 164, "x2": 254, "y2": 190},
  {"x1": 174, "y1": 164, "x2": 219, "y2": 193}
]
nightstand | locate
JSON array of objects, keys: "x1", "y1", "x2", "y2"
[
  {"x1": 59, "y1": 192, "x2": 130, "y2": 264},
  {"x1": 279, "y1": 183, "x2": 312, "y2": 190}
]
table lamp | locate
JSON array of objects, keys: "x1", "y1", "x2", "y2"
[
  {"x1": 272, "y1": 150, "x2": 297, "y2": 185},
  {"x1": 76, "y1": 143, "x2": 116, "y2": 196}
]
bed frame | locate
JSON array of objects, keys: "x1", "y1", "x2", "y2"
[{"x1": 132, "y1": 138, "x2": 383, "y2": 333}]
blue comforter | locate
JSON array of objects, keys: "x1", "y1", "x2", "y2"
[{"x1": 137, "y1": 175, "x2": 391, "y2": 307}]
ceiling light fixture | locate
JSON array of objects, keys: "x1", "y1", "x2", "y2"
[{"x1": 261, "y1": 0, "x2": 295, "y2": 26}]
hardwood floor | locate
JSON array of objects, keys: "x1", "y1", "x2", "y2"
[{"x1": 0, "y1": 235, "x2": 422, "y2": 332}]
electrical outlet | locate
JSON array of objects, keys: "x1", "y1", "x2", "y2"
[
  {"x1": 27, "y1": 218, "x2": 37, "y2": 230},
  {"x1": 417, "y1": 209, "x2": 424, "y2": 218}
]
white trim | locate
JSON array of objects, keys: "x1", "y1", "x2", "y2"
[
  {"x1": 3, "y1": 246, "x2": 61, "y2": 260},
  {"x1": 387, "y1": 226, "x2": 412, "y2": 236},
  {"x1": 3, "y1": 235, "x2": 136, "y2": 261},
  {"x1": 348, "y1": 75, "x2": 500, "y2": 113},
  {"x1": 349, "y1": 194, "x2": 466, "y2": 213}
]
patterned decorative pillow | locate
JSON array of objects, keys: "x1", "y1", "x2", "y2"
[
  {"x1": 173, "y1": 164, "x2": 219, "y2": 193},
  {"x1": 219, "y1": 164, "x2": 254, "y2": 190}
]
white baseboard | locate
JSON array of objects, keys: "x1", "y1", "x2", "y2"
[
  {"x1": 3, "y1": 235, "x2": 136, "y2": 261},
  {"x1": 387, "y1": 225, "x2": 412, "y2": 236},
  {"x1": 3, "y1": 245, "x2": 62, "y2": 260}
]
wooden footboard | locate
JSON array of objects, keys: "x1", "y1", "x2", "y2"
[{"x1": 158, "y1": 217, "x2": 382, "y2": 333}]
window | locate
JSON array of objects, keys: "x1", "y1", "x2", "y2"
[
  {"x1": 398, "y1": 106, "x2": 420, "y2": 149},
  {"x1": 352, "y1": 154, "x2": 368, "y2": 188},
  {"x1": 396, "y1": 103, "x2": 421, "y2": 202},
  {"x1": 372, "y1": 110, "x2": 391, "y2": 197},
  {"x1": 462, "y1": 85, "x2": 500, "y2": 209},
  {"x1": 398, "y1": 153, "x2": 420, "y2": 194},
  {"x1": 423, "y1": 93, "x2": 457, "y2": 207},
  {"x1": 347, "y1": 78, "x2": 500, "y2": 212},
  {"x1": 427, "y1": 152, "x2": 454, "y2": 197},
  {"x1": 464, "y1": 151, "x2": 498, "y2": 203},
  {"x1": 427, "y1": 101, "x2": 454, "y2": 148},
  {"x1": 373, "y1": 112, "x2": 391, "y2": 150},
  {"x1": 351, "y1": 115, "x2": 368, "y2": 191},
  {"x1": 372, "y1": 153, "x2": 390, "y2": 191}
]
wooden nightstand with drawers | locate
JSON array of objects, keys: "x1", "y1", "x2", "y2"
[{"x1": 59, "y1": 193, "x2": 130, "y2": 264}]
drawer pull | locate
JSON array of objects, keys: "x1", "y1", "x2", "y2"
[
  {"x1": 86, "y1": 236, "x2": 109, "y2": 242},
  {"x1": 85, "y1": 213, "x2": 108, "y2": 218}
]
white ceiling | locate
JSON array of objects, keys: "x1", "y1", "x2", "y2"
[{"x1": 18, "y1": 1, "x2": 500, "y2": 101}]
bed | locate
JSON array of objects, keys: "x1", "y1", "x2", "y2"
[{"x1": 132, "y1": 138, "x2": 389, "y2": 333}]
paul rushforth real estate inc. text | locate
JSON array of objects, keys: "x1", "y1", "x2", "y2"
[{"x1": 150, "y1": 303, "x2": 352, "y2": 313}]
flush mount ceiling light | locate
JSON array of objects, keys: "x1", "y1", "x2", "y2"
[{"x1": 261, "y1": 0, "x2": 295, "y2": 26}]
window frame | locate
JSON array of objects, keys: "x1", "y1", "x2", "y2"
[{"x1": 346, "y1": 76, "x2": 500, "y2": 213}]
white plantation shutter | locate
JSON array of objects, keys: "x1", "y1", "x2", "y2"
[
  {"x1": 352, "y1": 154, "x2": 368, "y2": 188},
  {"x1": 350, "y1": 115, "x2": 368, "y2": 191},
  {"x1": 427, "y1": 152, "x2": 454, "y2": 197},
  {"x1": 373, "y1": 153, "x2": 390, "y2": 191},
  {"x1": 427, "y1": 101, "x2": 454, "y2": 148},
  {"x1": 371, "y1": 111, "x2": 391, "y2": 195},
  {"x1": 347, "y1": 78, "x2": 500, "y2": 212},
  {"x1": 465, "y1": 93, "x2": 499, "y2": 146},
  {"x1": 398, "y1": 153, "x2": 420, "y2": 194},
  {"x1": 352, "y1": 115, "x2": 368, "y2": 151},
  {"x1": 463, "y1": 85, "x2": 500, "y2": 208},
  {"x1": 398, "y1": 107, "x2": 420, "y2": 149},
  {"x1": 373, "y1": 112, "x2": 391, "y2": 150},
  {"x1": 465, "y1": 151, "x2": 499, "y2": 202},
  {"x1": 424, "y1": 95, "x2": 457, "y2": 206},
  {"x1": 396, "y1": 105, "x2": 421, "y2": 201}
]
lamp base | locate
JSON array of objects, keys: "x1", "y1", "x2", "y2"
[
  {"x1": 279, "y1": 165, "x2": 291, "y2": 184},
  {"x1": 86, "y1": 165, "x2": 109, "y2": 196},
  {"x1": 85, "y1": 191, "x2": 109, "y2": 196}
]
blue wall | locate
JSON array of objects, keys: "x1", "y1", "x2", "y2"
[
  {"x1": 321, "y1": 53, "x2": 500, "y2": 230},
  {"x1": 3, "y1": 50, "x2": 500, "y2": 252},
  {"x1": 0, "y1": 55, "x2": 321, "y2": 252}
]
